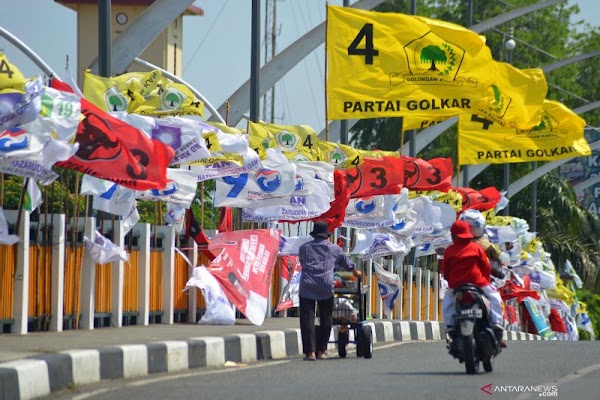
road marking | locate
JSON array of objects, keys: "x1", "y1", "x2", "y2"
[
  {"x1": 71, "y1": 341, "x2": 421, "y2": 399},
  {"x1": 515, "y1": 362, "x2": 600, "y2": 400}
]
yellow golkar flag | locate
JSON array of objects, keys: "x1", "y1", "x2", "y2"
[
  {"x1": 458, "y1": 99, "x2": 591, "y2": 165},
  {"x1": 83, "y1": 70, "x2": 204, "y2": 117},
  {"x1": 326, "y1": 6, "x2": 494, "y2": 120},
  {"x1": 316, "y1": 139, "x2": 399, "y2": 169},
  {"x1": 0, "y1": 52, "x2": 26, "y2": 92},
  {"x1": 248, "y1": 121, "x2": 320, "y2": 161},
  {"x1": 475, "y1": 63, "x2": 547, "y2": 130}
]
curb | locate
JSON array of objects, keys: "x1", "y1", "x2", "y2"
[{"x1": 0, "y1": 321, "x2": 546, "y2": 400}]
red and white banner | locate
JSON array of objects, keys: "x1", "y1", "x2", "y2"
[
  {"x1": 275, "y1": 256, "x2": 302, "y2": 312},
  {"x1": 207, "y1": 229, "x2": 281, "y2": 325}
]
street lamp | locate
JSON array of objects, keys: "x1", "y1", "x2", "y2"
[{"x1": 503, "y1": 29, "x2": 515, "y2": 216}]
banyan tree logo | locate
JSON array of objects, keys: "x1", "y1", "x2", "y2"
[
  {"x1": 511, "y1": 112, "x2": 565, "y2": 141},
  {"x1": 489, "y1": 84, "x2": 512, "y2": 117},
  {"x1": 102, "y1": 86, "x2": 129, "y2": 112},
  {"x1": 276, "y1": 130, "x2": 299, "y2": 151},
  {"x1": 328, "y1": 148, "x2": 348, "y2": 166},
  {"x1": 103, "y1": 86, "x2": 128, "y2": 112},
  {"x1": 161, "y1": 87, "x2": 187, "y2": 110},
  {"x1": 390, "y1": 33, "x2": 469, "y2": 87}
]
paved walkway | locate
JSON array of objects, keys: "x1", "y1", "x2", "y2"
[{"x1": 0, "y1": 318, "x2": 544, "y2": 400}]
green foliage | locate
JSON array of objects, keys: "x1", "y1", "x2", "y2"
[{"x1": 575, "y1": 288, "x2": 600, "y2": 340}]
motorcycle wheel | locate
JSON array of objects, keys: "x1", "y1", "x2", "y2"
[
  {"x1": 462, "y1": 334, "x2": 479, "y2": 374},
  {"x1": 483, "y1": 356, "x2": 494, "y2": 372}
]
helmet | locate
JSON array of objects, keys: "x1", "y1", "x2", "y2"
[{"x1": 458, "y1": 209, "x2": 486, "y2": 238}]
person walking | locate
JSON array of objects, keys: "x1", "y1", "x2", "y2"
[{"x1": 298, "y1": 221, "x2": 361, "y2": 361}]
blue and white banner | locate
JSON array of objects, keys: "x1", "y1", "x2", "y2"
[
  {"x1": 214, "y1": 150, "x2": 296, "y2": 208},
  {"x1": 352, "y1": 231, "x2": 408, "y2": 259},
  {"x1": 136, "y1": 168, "x2": 197, "y2": 208},
  {"x1": 343, "y1": 195, "x2": 397, "y2": 228},
  {"x1": 241, "y1": 163, "x2": 332, "y2": 221},
  {"x1": 279, "y1": 235, "x2": 312, "y2": 256},
  {"x1": 374, "y1": 263, "x2": 402, "y2": 318},
  {"x1": 187, "y1": 146, "x2": 262, "y2": 182},
  {"x1": 0, "y1": 78, "x2": 43, "y2": 132}
]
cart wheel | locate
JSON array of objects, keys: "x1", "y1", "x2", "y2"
[
  {"x1": 356, "y1": 327, "x2": 364, "y2": 358},
  {"x1": 362, "y1": 325, "x2": 373, "y2": 359},
  {"x1": 338, "y1": 330, "x2": 349, "y2": 358}
]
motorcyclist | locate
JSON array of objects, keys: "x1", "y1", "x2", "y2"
[{"x1": 441, "y1": 220, "x2": 506, "y2": 349}]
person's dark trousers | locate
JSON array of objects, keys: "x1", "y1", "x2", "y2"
[{"x1": 299, "y1": 296, "x2": 334, "y2": 355}]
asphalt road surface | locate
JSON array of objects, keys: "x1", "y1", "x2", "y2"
[{"x1": 48, "y1": 341, "x2": 600, "y2": 400}]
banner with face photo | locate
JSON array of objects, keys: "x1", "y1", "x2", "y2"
[{"x1": 206, "y1": 229, "x2": 281, "y2": 326}]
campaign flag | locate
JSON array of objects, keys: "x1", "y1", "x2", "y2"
[
  {"x1": 402, "y1": 114, "x2": 449, "y2": 131},
  {"x1": 458, "y1": 99, "x2": 590, "y2": 165},
  {"x1": 317, "y1": 139, "x2": 399, "y2": 169},
  {"x1": 275, "y1": 256, "x2": 302, "y2": 312},
  {"x1": 83, "y1": 69, "x2": 204, "y2": 117},
  {"x1": 38, "y1": 85, "x2": 81, "y2": 142},
  {"x1": 0, "y1": 52, "x2": 27, "y2": 91},
  {"x1": 346, "y1": 156, "x2": 404, "y2": 198},
  {"x1": 0, "y1": 78, "x2": 43, "y2": 132},
  {"x1": 278, "y1": 235, "x2": 312, "y2": 256},
  {"x1": 0, "y1": 158, "x2": 58, "y2": 185},
  {"x1": 374, "y1": 263, "x2": 402, "y2": 318},
  {"x1": 83, "y1": 230, "x2": 129, "y2": 264},
  {"x1": 241, "y1": 162, "x2": 333, "y2": 222},
  {"x1": 475, "y1": 64, "x2": 546, "y2": 130},
  {"x1": 51, "y1": 79, "x2": 175, "y2": 191},
  {"x1": 0, "y1": 207, "x2": 19, "y2": 245},
  {"x1": 24, "y1": 179, "x2": 42, "y2": 212},
  {"x1": 455, "y1": 186, "x2": 501, "y2": 211},
  {"x1": 184, "y1": 266, "x2": 236, "y2": 325},
  {"x1": 326, "y1": 6, "x2": 494, "y2": 120},
  {"x1": 576, "y1": 312, "x2": 595, "y2": 340},
  {"x1": 403, "y1": 156, "x2": 453, "y2": 191},
  {"x1": 187, "y1": 147, "x2": 261, "y2": 183},
  {"x1": 135, "y1": 168, "x2": 197, "y2": 208},
  {"x1": 113, "y1": 113, "x2": 211, "y2": 165},
  {"x1": 352, "y1": 232, "x2": 407, "y2": 259},
  {"x1": 344, "y1": 195, "x2": 397, "y2": 229},
  {"x1": 214, "y1": 150, "x2": 296, "y2": 208},
  {"x1": 184, "y1": 209, "x2": 217, "y2": 261},
  {"x1": 206, "y1": 229, "x2": 281, "y2": 326},
  {"x1": 248, "y1": 121, "x2": 320, "y2": 162},
  {"x1": 165, "y1": 204, "x2": 185, "y2": 234}
]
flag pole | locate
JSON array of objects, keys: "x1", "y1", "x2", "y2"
[
  {"x1": 15, "y1": 178, "x2": 29, "y2": 237},
  {"x1": 324, "y1": 2, "x2": 329, "y2": 142}
]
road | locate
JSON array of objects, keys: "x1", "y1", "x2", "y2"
[{"x1": 47, "y1": 341, "x2": 600, "y2": 400}]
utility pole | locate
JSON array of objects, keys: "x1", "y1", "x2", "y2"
[{"x1": 263, "y1": 0, "x2": 278, "y2": 123}]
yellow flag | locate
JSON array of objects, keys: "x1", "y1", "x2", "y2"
[
  {"x1": 458, "y1": 100, "x2": 591, "y2": 165},
  {"x1": 0, "y1": 52, "x2": 26, "y2": 92},
  {"x1": 475, "y1": 64, "x2": 547, "y2": 129},
  {"x1": 248, "y1": 121, "x2": 320, "y2": 161},
  {"x1": 402, "y1": 114, "x2": 450, "y2": 131},
  {"x1": 410, "y1": 189, "x2": 463, "y2": 211},
  {"x1": 316, "y1": 139, "x2": 398, "y2": 169},
  {"x1": 188, "y1": 122, "x2": 245, "y2": 166},
  {"x1": 83, "y1": 70, "x2": 204, "y2": 117},
  {"x1": 326, "y1": 6, "x2": 494, "y2": 120}
]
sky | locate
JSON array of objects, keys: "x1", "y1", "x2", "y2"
[{"x1": 0, "y1": 0, "x2": 599, "y2": 136}]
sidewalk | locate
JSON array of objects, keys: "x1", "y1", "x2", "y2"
[{"x1": 0, "y1": 318, "x2": 543, "y2": 400}]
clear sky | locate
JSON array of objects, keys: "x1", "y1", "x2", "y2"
[{"x1": 0, "y1": 0, "x2": 598, "y2": 135}]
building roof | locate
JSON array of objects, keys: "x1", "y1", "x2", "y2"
[{"x1": 54, "y1": 0, "x2": 204, "y2": 16}]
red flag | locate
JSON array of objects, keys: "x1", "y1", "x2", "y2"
[
  {"x1": 51, "y1": 79, "x2": 174, "y2": 190},
  {"x1": 403, "y1": 156, "x2": 453, "y2": 192},
  {"x1": 346, "y1": 156, "x2": 403, "y2": 198},
  {"x1": 206, "y1": 229, "x2": 280, "y2": 325},
  {"x1": 217, "y1": 207, "x2": 233, "y2": 232},
  {"x1": 184, "y1": 209, "x2": 216, "y2": 261},
  {"x1": 455, "y1": 186, "x2": 501, "y2": 211}
]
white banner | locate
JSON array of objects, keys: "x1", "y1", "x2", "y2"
[
  {"x1": 136, "y1": 168, "x2": 197, "y2": 208},
  {"x1": 374, "y1": 263, "x2": 402, "y2": 318}
]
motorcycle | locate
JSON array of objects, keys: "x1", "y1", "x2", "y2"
[{"x1": 446, "y1": 284, "x2": 502, "y2": 374}]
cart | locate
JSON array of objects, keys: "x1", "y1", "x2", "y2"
[{"x1": 331, "y1": 271, "x2": 373, "y2": 359}]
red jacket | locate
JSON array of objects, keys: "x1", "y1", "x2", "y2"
[{"x1": 442, "y1": 238, "x2": 490, "y2": 289}]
